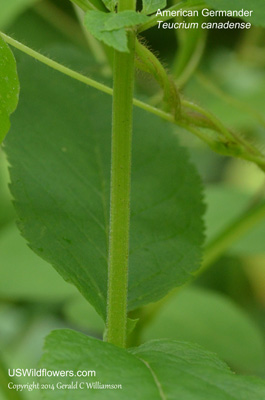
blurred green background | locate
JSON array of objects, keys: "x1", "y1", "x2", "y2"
[{"x1": 0, "y1": 1, "x2": 265, "y2": 399}]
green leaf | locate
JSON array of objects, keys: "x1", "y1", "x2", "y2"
[
  {"x1": 5, "y1": 49, "x2": 204, "y2": 320},
  {"x1": 142, "y1": 0, "x2": 167, "y2": 15},
  {"x1": 127, "y1": 317, "x2": 139, "y2": 335},
  {"x1": 206, "y1": 0, "x2": 265, "y2": 27},
  {"x1": 40, "y1": 329, "x2": 265, "y2": 399},
  {"x1": 101, "y1": 0, "x2": 117, "y2": 12},
  {"x1": 102, "y1": 11, "x2": 149, "y2": 30},
  {"x1": 84, "y1": 12, "x2": 127, "y2": 52},
  {"x1": 0, "y1": 0, "x2": 39, "y2": 29},
  {"x1": 0, "y1": 36, "x2": 19, "y2": 143},
  {"x1": 84, "y1": 11, "x2": 149, "y2": 52},
  {"x1": 142, "y1": 287, "x2": 265, "y2": 374},
  {"x1": 0, "y1": 150, "x2": 15, "y2": 229}
]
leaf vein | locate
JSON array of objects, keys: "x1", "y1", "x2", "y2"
[{"x1": 136, "y1": 356, "x2": 167, "y2": 400}]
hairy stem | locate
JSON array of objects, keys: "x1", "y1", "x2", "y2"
[
  {"x1": 135, "y1": 40, "x2": 180, "y2": 117},
  {"x1": 0, "y1": 32, "x2": 113, "y2": 95},
  {"x1": 106, "y1": 0, "x2": 136, "y2": 348},
  {"x1": 2, "y1": 32, "x2": 265, "y2": 171}
]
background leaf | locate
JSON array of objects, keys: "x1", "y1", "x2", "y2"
[
  {"x1": 63, "y1": 295, "x2": 104, "y2": 333},
  {"x1": 102, "y1": 11, "x2": 149, "y2": 30},
  {"x1": 0, "y1": 36, "x2": 19, "y2": 143},
  {"x1": 142, "y1": 0, "x2": 167, "y2": 15},
  {"x1": 101, "y1": 0, "x2": 117, "y2": 12},
  {"x1": 0, "y1": 0, "x2": 39, "y2": 29},
  {"x1": 5, "y1": 49, "x2": 204, "y2": 320},
  {"x1": 40, "y1": 329, "x2": 265, "y2": 399},
  {"x1": 206, "y1": 185, "x2": 265, "y2": 255},
  {"x1": 0, "y1": 223, "x2": 78, "y2": 302},
  {"x1": 142, "y1": 286, "x2": 265, "y2": 374}
]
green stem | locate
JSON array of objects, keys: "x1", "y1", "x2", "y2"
[
  {"x1": 182, "y1": 99, "x2": 233, "y2": 140},
  {"x1": 0, "y1": 354, "x2": 24, "y2": 400},
  {"x1": 2, "y1": 32, "x2": 265, "y2": 171},
  {"x1": 106, "y1": 0, "x2": 136, "y2": 348},
  {"x1": 135, "y1": 40, "x2": 180, "y2": 117},
  {"x1": 0, "y1": 32, "x2": 113, "y2": 95},
  {"x1": 202, "y1": 201, "x2": 265, "y2": 272},
  {"x1": 182, "y1": 99, "x2": 265, "y2": 170},
  {"x1": 0, "y1": 32, "x2": 176, "y2": 121}
]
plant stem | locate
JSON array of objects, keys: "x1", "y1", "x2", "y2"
[
  {"x1": 0, "y1": 32, "x2": 113, "y2": 95},
  {"x1": 135, "y1": 40, "x2": 180, "y2": 117},
  {"x1": 182, "y1": 99, "x2": 233, "y2": 140},
  {"x1": 2, "y1": 32, "x2": 265, "y2": 171},
  {"x1": 106, "y1": 0, "x2": 136, "y2": 347}
]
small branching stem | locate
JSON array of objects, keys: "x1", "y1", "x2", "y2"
[
  {"x1": 135, "y1": 40, "x2": 180, "y2": 118},
  {"x1": 106, "y1": 0, "x2": 136, "y2": 348},
  {"x1": 1, "y1": 32, "x2": 265, "y2": 172}
]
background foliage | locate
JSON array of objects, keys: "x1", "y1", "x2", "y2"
[{"x1": 0, "y1": 0, "x2": 265, "y2": 398}]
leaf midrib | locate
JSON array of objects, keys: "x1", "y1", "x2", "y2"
[{"x1": 135, "y1": 355, "x2": 167, "y2": 400}]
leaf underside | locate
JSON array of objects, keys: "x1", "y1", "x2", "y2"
[
  {"x1": 5, "y1": 48, "x2": 204, "y2": 320},
  {"x1": 84, "y1": 11, "x2": 149, "y2": 52},
  {"x1": 39, "y1": 329, "x2": 265, "y2": 400}
]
